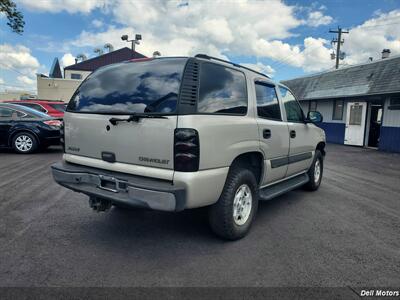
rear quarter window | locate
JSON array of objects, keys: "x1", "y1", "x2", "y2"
[
  {"x1": 49, "y1": 104, "x2": 66, "y2": 112},
  {"x1": 198, "y1": 63, "x2": 247, "y2": 115}
]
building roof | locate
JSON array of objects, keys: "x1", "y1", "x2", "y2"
[
  {"x1": 49, "y1": 58, "x2": 63, "y2": 78},
  {"x1": 64, "y1": 47, "x2": 146, "y2": 72},
  {"x1": 282, "y1": 55, "x2": 400, "y2": 100}
]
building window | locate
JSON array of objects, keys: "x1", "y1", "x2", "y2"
[
  {"x1": 389, "y1": 95, "x2": 400, "y2": 110},
  {"x1": 71, "y1": 73, "x2": 82, "y2": 80},
  {"x1": 349, "y1": 104, "x2": 362, "y2": 125},
  {"x1": 255, "y1": 82, "x2": 281, "y2": 120},
  {"x1": 309, "y1": 100, "x2": 317, "y2": 112},
  {"x1": 332, "y1": 99, "x2": 344, "y2": 120}
]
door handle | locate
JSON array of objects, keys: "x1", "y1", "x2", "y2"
[
  {"x1": 290, "y1": 130, "x2": 296, "y2": 138},
  {"x1": 263, "y1": 129, "x2": 271, "y2": 139}
]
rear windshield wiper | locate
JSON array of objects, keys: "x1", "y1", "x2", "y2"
[{"x1": 109, "y1": 113, "x2": 168, "y2": 125}]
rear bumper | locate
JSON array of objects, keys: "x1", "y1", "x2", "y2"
[
  {"x1": 51, "y1": 161, "x2": 185, "y2": 211},
  {"x1": 42, "y1": 136, "x2": 60, "y2": 146}
]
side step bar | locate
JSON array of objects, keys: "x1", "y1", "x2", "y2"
[{"x1": 259, "y1": 173, "x2": 309, "y2": 201}]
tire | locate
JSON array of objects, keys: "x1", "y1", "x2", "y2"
[
  {"x1": 12, "y1": 132, "x2": 38, "y2": 154},
  {"x1": 208, "y1": 166, "x2": 259, "y2": 240},
  {"x1": 304, "y1": 149, "x2": 323, "y2": 191}
]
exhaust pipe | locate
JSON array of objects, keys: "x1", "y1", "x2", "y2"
[{"x1": 89, "y1": 197, "x2": 112, "y2": 212}]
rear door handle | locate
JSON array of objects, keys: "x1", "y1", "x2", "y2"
[
  {"x1": 263, "y1": 129, "x2": 271, "y2": 139},
  {"x1": 290, "y1": 130, "x2": 296, "y2": 138}
]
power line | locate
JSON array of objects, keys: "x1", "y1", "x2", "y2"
[
  {"x1": 267, "y1": 40, "x2": 333, "y2": 72},
  {"x1": 0, "y1": 84, "x2": 36, "y2": 92},
  {"x1": 0, "y1": 62, "x2": 30, "y2": 77}
]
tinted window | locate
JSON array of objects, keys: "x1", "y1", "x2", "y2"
[
  {"x1": 280, "y1": 87, "x2": 304, "y2": 122},
  {"x1": 19, "y1": 103, "x2": 47, "y2": 113},
  {"x1": 198, "y1": 63, "x2": 247, "y2": 114},
  {"x1": 9, "y1": 105, "x2": 49, "y2": 118},
  {"x1": 67, "y1": 58, "x2": 187, "y2": 114},
  {"x1": 15, "y1": 110, "x2": 27, "y2": 117},
  {"x1": 49, "y1": 104, "x2": 66, "y2": 112},
  {"x1": 255, "y1": 82, "x2": 281, "y2": 120},
  {"x1": 0, "y1": 108, "x2": 12, "y2": 118}
]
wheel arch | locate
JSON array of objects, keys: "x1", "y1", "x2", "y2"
[
  {"x1": 230, "y1": 151, "x2": 264, "y2": 186},
  {"x1": 316, "y1": 141, "x2": 326, "y2": 156}
]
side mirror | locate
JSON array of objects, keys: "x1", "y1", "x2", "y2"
[{"x1": 306, "y1": 111, "x2": 323, "y2": 123}]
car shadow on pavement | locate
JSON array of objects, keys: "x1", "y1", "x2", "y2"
[
  {"x1": 0, "y1": 145, "x2": 63, "y2": 154},
  {"x1": 73, "y1": 190, "x2": 300, "y2": 250}
]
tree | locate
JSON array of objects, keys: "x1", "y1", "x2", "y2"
[{"x1": 0, "y1": 0, "x2": 25, "y2": 34}]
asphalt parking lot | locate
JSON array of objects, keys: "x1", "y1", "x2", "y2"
[{"x1": 0, "y1": 144, "x2": 399, "y2": 288}]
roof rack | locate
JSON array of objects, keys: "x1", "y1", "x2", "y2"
[{"x1": 194, "y1": 54, "x2": 270, "y2": 79}]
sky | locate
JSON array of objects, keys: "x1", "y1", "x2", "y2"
[{"x1": 0, "y1": 0, "x2": 399, "y2": 93}]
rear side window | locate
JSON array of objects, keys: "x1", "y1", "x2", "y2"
[
  {"x1": 67, "y1": 58, "x2": 187, "y2": 114},
  {"x1": 19, "y1": 103, "x2": 47, "y2": 113},
  {"x1": 0, "y1": 108, "x2": 12, "y2": 118},
  {"x1": 198, "y1": 63, "x2": 247, "y2": 115},
  {"x1": 255, "y1": 82, "x2": 281, "y2": 120},
  {"x1": 49, "y1": 104, "x2": 66, "y2": 112}
]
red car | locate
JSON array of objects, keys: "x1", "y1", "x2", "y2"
[{"x1": 4, "y1": 100, "x2": 66, "y2": 118}]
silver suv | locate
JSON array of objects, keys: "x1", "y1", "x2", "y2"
[{"x1": 52, "y1": 54, "x2": 326, "y2": 240}]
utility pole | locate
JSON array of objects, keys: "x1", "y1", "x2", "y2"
[{"x1": 330, "y1": 27, "x2": 349, "y2": 69}]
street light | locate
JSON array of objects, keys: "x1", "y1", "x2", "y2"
[{"x1": 121, "y1": 34, "x2": 142, "y2": 55}]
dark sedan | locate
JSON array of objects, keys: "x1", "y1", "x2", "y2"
[{"x1": 0, "y1": 103, "x2": 62, "y2": 154}]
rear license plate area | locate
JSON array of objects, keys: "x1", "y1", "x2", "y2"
[{"x1": 100, "y1": 179, "x2": 117, "y2": 190}]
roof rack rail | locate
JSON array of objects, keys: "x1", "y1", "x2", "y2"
[{"x1": 194, "y1": 54, "x2": 270, "y2": 79}]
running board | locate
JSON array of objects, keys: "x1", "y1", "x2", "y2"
[{"x1": 259, "y1": 173, "x2": 309, "y2": 201}]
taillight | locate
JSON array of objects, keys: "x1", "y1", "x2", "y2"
[
  {"x1": 174, "y1": 128, "x2": 199, "y2": 172},
  {"x1": 43, "y1": 120, "x2": 62, "y2": 127}
]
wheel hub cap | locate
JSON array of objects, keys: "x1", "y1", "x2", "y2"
[
  {"x1": 314, "y1": 159, "x2": 321, "y2": 184},
  {"x1": 233, "y1": 184, "x2": 252, "y2": 226},
  {"x1": 15, "y1": 135, "x2": 33, "y2": 152}
]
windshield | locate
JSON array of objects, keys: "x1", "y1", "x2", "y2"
[{"x1": 67, "y1": 58, "x2": 187, "y2": 114}]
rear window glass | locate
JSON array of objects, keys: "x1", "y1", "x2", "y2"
[
  {"x1": 18, "y1": 103, "x2": 47, "y2": 113},
  {"x1": 3, "y1": 105, "x2": 48, "y2": 118},
  {"x1": 198, "y1": 63, "x2": 247, "y2": 115},
  {"x1": 67, "y1": 58, "x2": 187, "y2": 114},
  {"x1": 49, "y1": 104, "x2": 66, "y2": 112},
  {"x1": 12, "y1": 105, "x2": 49, "y2": 118}
]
